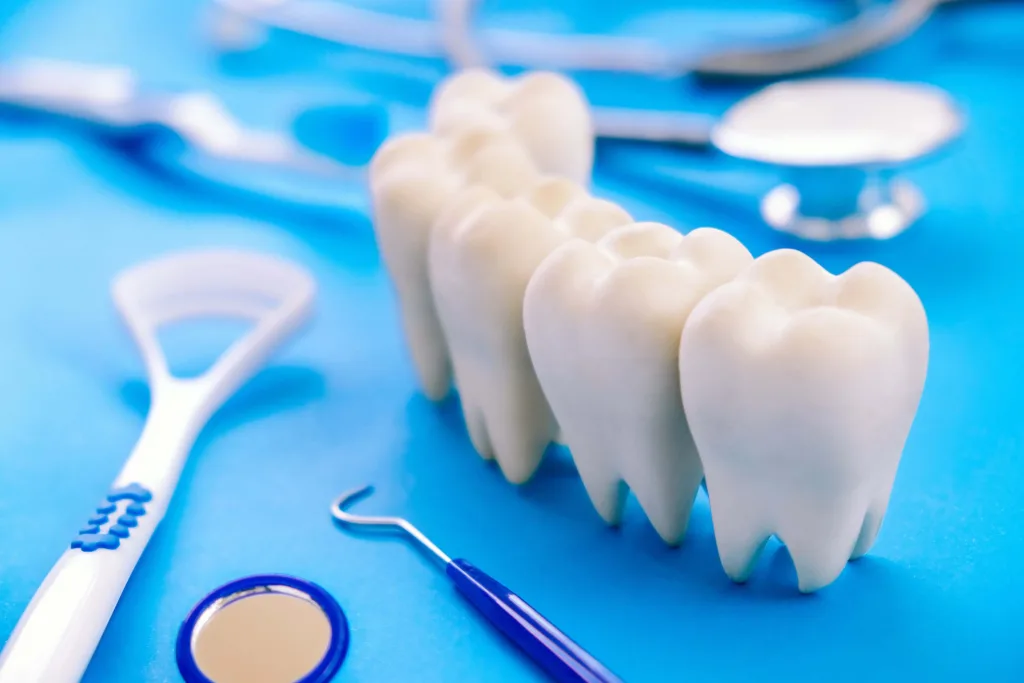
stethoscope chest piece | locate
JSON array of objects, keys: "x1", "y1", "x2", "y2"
[
  {"x1": 177, "y1": 574, "x2": 349, "y2": 683},
  {"x1": 712, "y1": 78, "x2": 964, "y2": 241}
]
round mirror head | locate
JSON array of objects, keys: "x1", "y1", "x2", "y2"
[{"x1": 177, "y1": 575, "x2": 348, "y2": 683}]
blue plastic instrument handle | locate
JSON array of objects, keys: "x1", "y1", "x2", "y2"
[{"x1": 446, "y1": 559, "x2": 624, "y2": 683}]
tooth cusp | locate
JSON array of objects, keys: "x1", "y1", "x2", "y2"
[
  {"x1": 428, "y1": 68, "x2": 594, "y2": 184},
  {"x1": 576, "y1": 465, "x2": 629, "y2": 528},
  {"x1": 368, "y1": 132, "x2": 442, "y2": 187},
  {"x1": 525, "y1": 177, "x2": 588, "y2": 218},
  {"x1": 775, "y1": 498, "x2": 875, "y2": 594},
  {"x1": 702, "y1": 473, "x2": 772, "y2": 583},
  {"x1": 428, "y1": 68, "x2": 509, "y2": 135}
]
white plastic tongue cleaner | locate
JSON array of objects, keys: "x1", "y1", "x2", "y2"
[{"x1": 0, "y1": 249, "x2": 316, "y2": 683}]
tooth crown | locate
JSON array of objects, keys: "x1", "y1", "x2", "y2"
[
  {"x1": 369, "y1": 67, "x2": 595, "y2": 401},
  {"x1": 428, "y1": 180, "x2": 633, "y2": 484},
  {"x1": 680, "y1": 248, "x2": 929, "y2": 592},
  {"x1": 368, "y1": 100, "x2": 546, "y2": 398},
  {"x1": 683, "y1": 249, "x2": 928, "y2": 481},
  {"x1": 428, "y1": 68, "x2": 594, "y2": 185},
  {"x1": 524, "y1": 224, "x2": 753, "y2": 544}
]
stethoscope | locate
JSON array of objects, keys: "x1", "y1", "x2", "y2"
[
  {"x1": 0, "y1": 55, "x2": 965, "y2": 241},
  {"x1": 208, "y1": 0, "x2": 980, "y2": 79},
  {"x1": 206, "y1": 0, "x2": 975, "y2": 240},
  {"x1": 595, "y1": 76, "x2": 963, "y2": 241}
]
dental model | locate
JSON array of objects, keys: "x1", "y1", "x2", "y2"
[
  {"x1": 369, "y1": 68, "x2": 595, "y2": 400},
  {"x1": 370, "y1": 128, "x2": 536, "y2": 399},
  {"x1": 679, "y1": 249, "x2": 929, "y2": 592},
  {"x1": 429, "y1": 178, "x2": 634, "y2": 484},
  {"x1": 523, "y1": 224, "x2": 753, "y2": 544},
  {"x1": 427, "y1": 68, "x2": 594, "y2": 185}
]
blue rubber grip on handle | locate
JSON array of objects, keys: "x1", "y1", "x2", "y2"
[{"x1": 446, "y1": 559, "x2": 624, "y2": 683}]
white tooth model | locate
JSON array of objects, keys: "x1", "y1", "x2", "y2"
[
  {"x1": 679, "y1": 248, "x2": 929, "y2": 592},
  {"x1": 428, "y1": 68, "x2": 594, "y2": 186},
  {"x1": 429, "y1": 178, "x2": 634, "y2": 484},
  {"x1": 369, "y1": 68, "x2": 595, "y2": 401},
  {"x1": 369, "y1": 128, "x2": 536, "y2": 400},
  {"x1": 524, "y1": 224, "x2": 753, "y2": 544}
]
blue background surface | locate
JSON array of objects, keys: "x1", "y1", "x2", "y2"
[{"x1": 1, "y1": 1, "x2": 1023, "y2": 681}]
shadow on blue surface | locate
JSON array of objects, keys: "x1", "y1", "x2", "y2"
[
  {"x1": 0, "y1": 114, "x2": 378, "y2": 270},
  {"x1": 292, "y1": 102, "x2": 390, "y2": 167},
  {"x1": 395, "y1": 388, "x2": 918, "y2": 602}
]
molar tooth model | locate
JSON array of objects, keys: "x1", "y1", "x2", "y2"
[
  {"x1": 429, "y1": 178, "x2": 633, "y2": 484},
  {"x1": 679, "y1": 248, "x2": 929, "y2": 593},
  {"x1": 369, "y1": 69, "x2": 930, "y2": 592},
  {"x1": 426, "y1": 68, "x2": 594, "y2": 185},
  {"x1": 524, "y1": 224, "x2": 753, "y2": 544},
  {"x1": 369, "y1": 68, "x2": 595, "y2": 401}
]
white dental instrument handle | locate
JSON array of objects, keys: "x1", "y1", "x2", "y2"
[
  {"x1": 0, "y1": 249, "x2": 314, "y2": 683},
  {"x1": 0, "y1": 381, "x2": 212, "y2": 683}
]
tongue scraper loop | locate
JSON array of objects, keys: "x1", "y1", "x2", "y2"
[
  {"x1": 113, "y1": 249, "x2": 315, "y2": 421},
  {"x1": 0, "y1": 249, "x2": 316, "y2": 683}
]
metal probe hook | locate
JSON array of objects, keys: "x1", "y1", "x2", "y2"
[
  {"x1": 330, "y1": 485, "x2": 451, "y2": 565},
  {"x1": 329, "y1": 486, "x2": 625, "y2": 682}
]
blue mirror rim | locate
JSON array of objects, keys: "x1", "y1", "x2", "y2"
[{"x1": 176, "y1": 573, "x2": 350, "y2": 683}]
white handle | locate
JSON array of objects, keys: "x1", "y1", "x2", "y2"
[
  {"x1": 0, "y1": 249, "x2": 315, "y2": 682},
  {"x1": 0, "y1": 384, "x2": 207, "y2": 683}
]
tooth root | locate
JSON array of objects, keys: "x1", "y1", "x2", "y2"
[
  {"x1": 777, "y1": 499, "x2": 868, "y2": 593},
  {"x1": 401, "y1": 292, "x2": 452, "y2": 400},
  {"x1": 482, "y1": 365, "x2": 557, "y2": 484},
  {"x1": 851, "y1": 486, "x2": 894, "y2": 558},
  {"x1": 852, "y1": 512, "x2": 883, "y2": 560},
  {"x1": 705, "y1": 473, "x2": 771, "y2": 583},
  {"x1": 466, "y1": 417, "x2": 493, "y2": 460},
  {"x1": 458, "y1": 364, "x2": 554, "y2": 481},
  {"x1": 455, "y1": 368, "x2": 493, "y2": 460},
  {"x1": 626, "y1": 440, "x2": 704, "y2": 545},
  {"x1": 568, "y1": 441, "x2": 627, "y2": 526}
]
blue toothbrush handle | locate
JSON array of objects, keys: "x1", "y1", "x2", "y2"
[{"x1": 446, "y1": 559, "x2": 624, "y2": 683}]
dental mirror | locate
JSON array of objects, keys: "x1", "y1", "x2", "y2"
[{"x1": 176, "y1": 575, "x2": 349, "y2": 683}]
